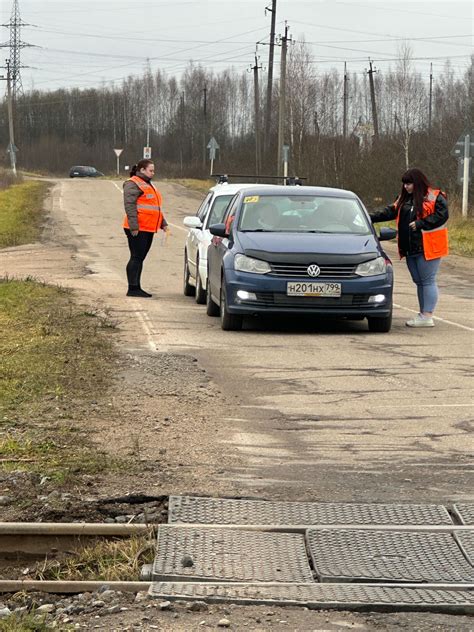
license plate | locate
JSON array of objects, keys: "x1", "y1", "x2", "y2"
[{"x1": 287, "y1": 282, "x2": 341, "y2": 297}]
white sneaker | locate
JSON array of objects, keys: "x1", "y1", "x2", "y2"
[{"x1": 406, "y1": 314, "x2": 435, "y2": 327}]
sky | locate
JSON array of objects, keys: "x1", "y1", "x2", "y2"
[{"x1": 1, "y1": 0, "x2": 472, "y2": 92}]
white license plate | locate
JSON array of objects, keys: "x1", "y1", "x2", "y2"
[{"x1": 287, "y1": 282, "x2": 341, "y2": 297}]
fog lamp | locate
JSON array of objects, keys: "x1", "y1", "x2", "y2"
[
  {"x1": 368, "y1": 294, "x2": 386, "y2": 304},
  {"x1": 236, "y1": 290, "x2": 257, "y2": 301}
]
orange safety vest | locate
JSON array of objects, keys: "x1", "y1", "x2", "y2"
[
  {"x1": 123, "y1": 176, "x2": 164, "y2": 233},
  {"x1": 395, "y1": 187, "x2": 448, "y2": 260}
]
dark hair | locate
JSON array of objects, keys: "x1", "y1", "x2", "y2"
[
  {"x1": 397, "y1": 168, "x2": 430, "y2": 215},
  {"x1": 130, "y1": 159, "x2": 154, "y2": 177}
]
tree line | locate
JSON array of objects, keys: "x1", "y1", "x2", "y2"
[{"x1": 1, "y1": 43, "x2": 472, "y2": 208}]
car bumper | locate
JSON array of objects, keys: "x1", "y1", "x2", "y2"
[{"x1": 223, "y1": 270, "x2": 393, "y2": 317}]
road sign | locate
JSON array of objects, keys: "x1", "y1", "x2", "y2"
[
  {"x1": 114, "y1": 148, "x2": 123, "y2": 157},
  {"x1": 451, "y1": 131, "x2": 474, "y2": 158},
  {"x1": 207, "y1": 137, "x2": 219, "y2": 160},
  {"x1": 207, "y1": 137, "x2": 219, "y2": 173},
  {"x1": 143, "y1": 147, "x2": 152, "y2": 159}
]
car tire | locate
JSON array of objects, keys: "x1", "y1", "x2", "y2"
[
  {"x1": 195, "y1": 258, "x2": 206, "y2": 304},
  {"x1": 367, "y1": 309, "x2": 392, "y2": 333},
  {"x1": 220, "y1": 284, "x2": 243, "y2": 331},
  {"x1": 183, "y1": 253, "x2": 195, "y2": 297},
  {"x1": 206, "y1": 280, "x2": 220, "y2": 317}
]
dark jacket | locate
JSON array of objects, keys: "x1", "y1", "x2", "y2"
[
  {"x1": 370, "y1": 193, "x2": 448, "y2": 257},
  {"x1": 123, "y1": 174, "x2": 168, "y2": 232}
]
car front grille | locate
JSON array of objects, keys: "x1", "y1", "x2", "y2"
[
  {"x1": 269, "y1": 263, "x2": 357, "y2": 278},
  {"x1": 243, "y1": 293, "x2": 372, "y2": 309}
]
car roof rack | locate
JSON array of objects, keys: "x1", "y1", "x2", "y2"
[{"x1": 211, "y1": 174, "x2": 307, "y2": 186}]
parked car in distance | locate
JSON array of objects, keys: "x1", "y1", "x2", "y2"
[
  {"x1": 206, "y1": 185, "x2": 397, "y2": 332},
  {"x1": 183, "y1": 182, "x2": 274, "y2": 304},
  {"x1": 69, "y1": 166, "x2": 104, "y2": 178}
]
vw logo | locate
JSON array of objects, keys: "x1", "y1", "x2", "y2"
[{"x1": 307, "y1": 264, "x2": 321, "y2": 277}]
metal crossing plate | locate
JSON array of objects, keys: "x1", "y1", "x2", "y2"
[
  {"x1": 149, "y1": 581, "x2": 474, "y2": 614},
  {"x1": 152, "y1": 526, "x2": 314, "y2": 583},
  {"x1": 306, "y1": 529, "x2": 474, "y2": 583},
  {"x1": 453, "y1": 504, "x2": 474, "y2": 525},
  {"x1": 455, "y1": 531, "x2": 474, "y2": 565},
  {"x1": 168, "y1": 496, "x2": 453, "y2": 526}
]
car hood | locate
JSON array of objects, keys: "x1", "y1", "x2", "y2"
[{"x1": 237, "y1": 231, "x2": 380, "y2": 264}]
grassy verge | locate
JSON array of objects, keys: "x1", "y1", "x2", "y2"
[
  {"x1": 0, "y1": 278, "x2": 124, "y2": 483},
  {"x1": 35, "y1": 533, "x2": 155, "y2": 581},
  {"x1": 0, "y1": 180, "x2": 51, "y2": 248},
  {"x1": 163, "y1": 177, "x2": 214, "y2": 194}
]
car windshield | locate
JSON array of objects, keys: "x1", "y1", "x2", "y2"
[
  {"x1": 238, "y1": 195, "x2": 371, "y2": 235},
  {"x1": 207, "y1": 195, "x2": 233, "y2": 226}
]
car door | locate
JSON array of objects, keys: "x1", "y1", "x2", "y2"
[
  {"x1": 208, "y1": 194, "x2": 240, "y2": 300},
  {"x1": 188, "y1": 192, "x2": 213, "y2": 279}
]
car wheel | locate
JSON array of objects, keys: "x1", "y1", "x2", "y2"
[
  {"x1": 206, "y1": 279, "x2": 220, "y2": 316},
  {"x1": 367, "y1": 309, "x2": 392, "y2": 333},
  {"x1": 220, "y1": 283, "x2": 243, "y2": 331},
  {"x1": 183, "y1": 253, "x2": 195, "y2": 297},
  {"x1": 195, "y1": 258, "x2": 206, "y2": 304}
]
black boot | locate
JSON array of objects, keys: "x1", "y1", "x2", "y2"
[{"x1": 127, "y1": 287, "x2": 153, "y2": 298}]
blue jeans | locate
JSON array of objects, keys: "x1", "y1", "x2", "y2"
[{"x1": 405, "y1": 254, "x2": 442, "y2": 313}]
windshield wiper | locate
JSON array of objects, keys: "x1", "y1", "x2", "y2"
[{"x1": 240, "y1": 228, "x2": 273, "y2": 232}]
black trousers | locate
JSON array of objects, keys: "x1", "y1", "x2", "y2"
[{"x1": 124, "y1": 229, "x2": 154, "y2": 289}]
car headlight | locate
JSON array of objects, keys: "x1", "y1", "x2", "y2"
[
  {"x1": 234, "y1": 254, "x2": 271, "y2": 274},
  {"x1": 355, "y1": 256, "x2": 386, "y2": 276}
]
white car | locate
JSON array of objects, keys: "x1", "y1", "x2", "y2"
[{"x1": 183, "y1": 183, "x2": 251, "y2": 303}]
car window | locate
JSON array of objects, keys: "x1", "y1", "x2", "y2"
[
  {"x1": 221, "y1": 194, "x2": 240, "y2": 235},
  {"x1": 206, "y1": 195, "x2": 233, "y2": 228},
  {"x1": 238, "y1": 195, "x2": 371, "y2": 234},
  {"x1": 196, "y1": 193, "x2": 213, "y2": 221}
]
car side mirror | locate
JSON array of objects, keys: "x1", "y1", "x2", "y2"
[
  {"x1": 378, "y1": 227, "x2": 397, "y2": 241},
  {"x1": 209, "y1": 223, "x2": 228, "y2": 238},
  {"x1": 183, "y1": 216, "x2": 203, "y2": 229}
]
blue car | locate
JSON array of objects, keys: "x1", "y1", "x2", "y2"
[{"x1": 206, "y1": 185, "x2": 396, "y2": 332}]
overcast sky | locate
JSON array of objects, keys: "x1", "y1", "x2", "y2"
[{"x1": 1, "y1": 0, "x2": 472, "y2": 92}]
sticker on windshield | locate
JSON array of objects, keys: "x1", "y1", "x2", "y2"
[{"x1": 244, "y1": 196, "x2": 260, "y2": 203}]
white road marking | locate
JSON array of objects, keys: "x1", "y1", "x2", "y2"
[
  {"x1": 112, "y1": 182, "x2": 122, "y2": 192},
  {"x1": 167, "y1": 222, "x2": 187, "y2": 233},
  {"x1": 133, "y1": 310, "x2": 157, "y2": 353},
  {"x1": 394, "y1": 303, "x2": 474, "y2": 332}
]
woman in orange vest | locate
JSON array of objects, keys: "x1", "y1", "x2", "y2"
[
  {"x1": 371, "y1": 168, "x2": 449, "y2": 327},
  {"x1": 123, "y1": 159, "x2": 168, "y2": 297}
]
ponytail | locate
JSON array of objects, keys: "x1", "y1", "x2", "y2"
[{"x1": 130, "y1": 164, "x2": 138, "y2": 176}]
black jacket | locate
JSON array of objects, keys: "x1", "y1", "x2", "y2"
[{"x1": 370, "y1": 193, "x2": 448, "y2": 257}]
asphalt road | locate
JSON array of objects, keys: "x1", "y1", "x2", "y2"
[{"x1": 48, "y1": 179, "x2": 474, "y2": 504}]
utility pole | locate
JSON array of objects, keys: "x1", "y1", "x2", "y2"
[
  {"x1": 343, "y1": 62, "x2": 348, "y2": 139},
  {"x1": 5, "y1": 60, "x2": 17, "y2": 175},
  {"x1": 250, "y1": 54, "x2": 263, "y2": 175},
  {"x1": 277, "y1": 23, "x2": 290, "y2": 176},
  {"x1": 0, "y1": 0, "x2": 34, "y2": 100},
  {"x1": 428, "y1": 62, "x2": 433, "y2": 132},
  {"x1": 367, "y1": 60, "x2": 379, "y2": 141},
  {"x1": 264, "y1": 0, "x2": 277, "y2": 157},
  {"x1": 202, "y1": 84, "x2": 207, "y2": 168},
  {"x1": 180, "y1": 91, "x2": 185, "y2": 174}
]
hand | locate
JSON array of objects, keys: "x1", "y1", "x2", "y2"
[
  {"x1": 409, "y1": 221, "x2": 417, "y2": 231},
  {"x1": 131, "y1": 229, "x2": 139, "y2": 237}
]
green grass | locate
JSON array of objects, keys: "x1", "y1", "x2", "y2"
[
  {"x1": 0, "y1": 181, "x2": 51, "y2": 248},
  {"x1": 0, "y1": 278, "x2": 124, "y2": 481},
  {"x1": 36, "y1": 533, "x2": 155, "y2": 581},
  {"x1": 0, "y1": 614, "x2": 57, "y2": 632}
]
